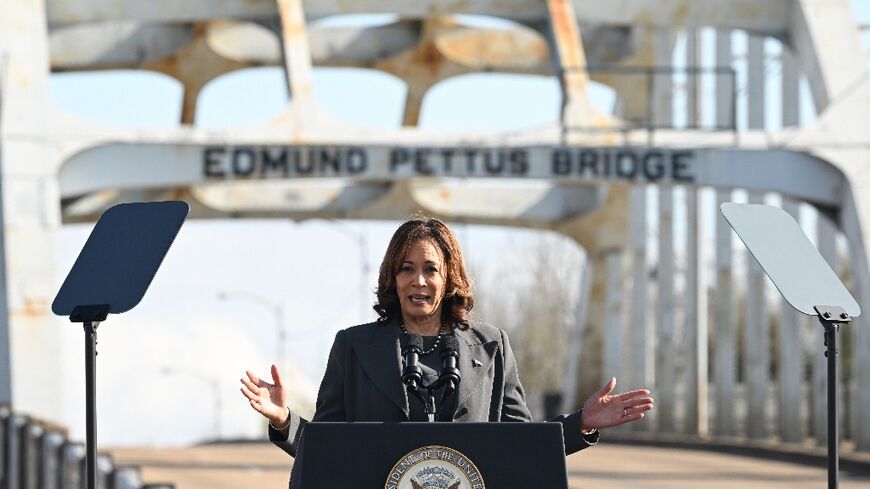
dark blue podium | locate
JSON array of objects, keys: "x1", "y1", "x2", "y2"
[{"x1": 291, "y1": 422, "x2": 569, "y2": 488}]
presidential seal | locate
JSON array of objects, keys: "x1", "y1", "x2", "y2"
[{"x1": 385, "y1": 445, "x2": 485, "y2": 489}]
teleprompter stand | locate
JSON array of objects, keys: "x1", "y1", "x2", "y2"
[
  {"x1": 52, "y1": 201, "x2": 188, "y2": 489},
  {"x1": 721, "y1": 203, "x2": 860, "y2": 489}
]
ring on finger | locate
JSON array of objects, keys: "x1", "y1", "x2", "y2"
[{"x1": 623, "y1": 407, "x2": 629, "y2": 417}]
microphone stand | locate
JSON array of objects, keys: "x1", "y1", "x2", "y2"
[
  {"x1": 424, "y1": 390, "x2": 437, "y2": 423},
  {"x1": 401, "y1": 333, "x2": 461, "y2": 423},
  {"x1": 401, "y1": 334, "x2": 438, "y2": 422},
  {"x1": 403, "y1": 370, "x2": 438, "y2": 422}
]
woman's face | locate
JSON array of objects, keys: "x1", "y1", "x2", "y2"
[{"x1": 395, "y1": 239, "x2": 446, "y2": 324}]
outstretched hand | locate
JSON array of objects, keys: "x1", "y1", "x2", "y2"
[
  {"x1": 240, "y1": 364, "x2": 290, "y2": 427},
  {"x1": 580, "y1": 377, "x2": 653, "y2": 430}
]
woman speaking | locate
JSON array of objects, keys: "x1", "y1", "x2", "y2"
[{"x1": 240, "y1": 216, "x2": 653, "y2": 458}]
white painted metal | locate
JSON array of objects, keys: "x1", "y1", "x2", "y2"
[
  {"x1": 781, "y1": 48, "x2": 800, "y2": 127},
  {"x1": 713, "y1": 188, "x2": 736, "y2": 436},
  {"x1": 715, "y1": 30, "x2": 733, "y2": 130},
  {"x1": 654, "y1": 29, "x2": 673, "y2": 128},
  {"x1": 49, "y1": 21, "x2": 550, "y2": 76},
  {"x1": 547, "y1": 0, "x2": 601, "y2": 132},
  {"x1": 790, "y1": 0, "x2": 867, "y2": 113},
  {"x1": 685, "y1": 29, "x2": 700, "y2": 128},
  {"x1": 561, "y1": 259, "x2": 592, "y2": 413},
  {"x1": 777, "y1": 199, "x2": 804, "y2": 443},
  {"x1": 0, "y1": 55, "x2": 11, "y2": 405},
  {"x1": 44, "y1": 1, "x2": 793, "y2": 36},
  {"x1": 656, "y1": 184, "x2": 676, "y2": 432},
  {"x1": 814, "y1": 210, "x2": 837, "y2": 446},
  {"x1": 840, "y1": 189, "x2": 870, "y2": 451},
  {"x1": 58, "y1": 145, "x2": 848, "y2": 210},
  {"x1": 0, "y1": 0, "x2": 68, "y2": 422},
  {"x1": 601, "y1": 250, "x2": 624, "y2": 386},
  {"x1": 277, "y1": 0, "x2": 315, "y2": 124},
  {"x1": 684, "y1": 186, "x2": 708, "y2": 435},
  {"x1": 784, "y1": 0, "x2": 870, "y2": 450},
  {"x1": 628, "y1": 184, "x2": 650, "y2": 431},
  {"x1": 743, "y1": 192, "x2": 768, "y2": 438},
  {"x1": 747, "y1": 36, "x2": 766, "y2": 130}
]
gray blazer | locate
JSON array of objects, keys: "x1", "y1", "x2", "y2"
[{"x1": 270, "y1": 319, "x2": 596, "y2": 457}]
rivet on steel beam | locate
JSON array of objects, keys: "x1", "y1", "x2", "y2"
[
  {"x1": 823, "y1": 311, "x2": 831, "y2": 319},
  {"x1": 840, "y1": 312, "x2": 848, "y2": 319}
]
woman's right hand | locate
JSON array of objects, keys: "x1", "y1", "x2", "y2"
[{"x1": 240, "y1": 364, "x2": 291, "y2": 427}]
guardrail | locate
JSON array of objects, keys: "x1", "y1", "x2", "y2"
[
  {"x1": 1, "y1": 404, "x2": 173, "y2": 489},
  {"x1": 563, "y1": 65, "x2": 738, "y2": 134}
]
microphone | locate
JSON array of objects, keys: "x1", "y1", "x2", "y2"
[
  {"x1": 400, "y1": 333, "x2": 424, "y2": 392},
  {"x1": 438, "y1": 335, "x2": 461, "y2": 402}
]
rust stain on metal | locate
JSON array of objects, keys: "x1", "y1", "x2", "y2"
[
  {"x1": 669, "y1": 0, "x2": 692, "y2": 25},
  {"x1": 733, "y1": 3, "x2": 765, "y2": 21},
  {"x1": 277, "y1": 0, "x2": 307, "y2": 39},
  {"x1": 143, "y1": 21, "x2": 251, "y2": 125},
  {"x1": 546, "y1": 0, "x2": 589, "y2": 98},
  {"x1": 16, "y1": 297, "x2": 50, "y2": 319},
  {"x1": 168, "y1": 187, "x2": 191, "y2": 201},
  {"x1": 547, "y1": 0, "x2": 585, "y2": 70},
  {"x1": 372, "y1": 15, "x2": 468, "y2": 126},
  {"x1": 436, "y1": 27, "x2": 549, "y2": 72}
]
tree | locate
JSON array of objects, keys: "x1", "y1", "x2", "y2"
[{"x1": 473, "y1": 233, "x2": 584, "y2": 394}]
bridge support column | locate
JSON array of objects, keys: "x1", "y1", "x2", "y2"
[
  {"x1": 747, "y1": 36, "x2": 767, "y2": 130},
  {"x1": 782, "y1": 48, "x2": 801, "y2": 127},
  {"x1": 715, "y1": 30, "x2": 733, "y2": 129},
  {"x1": 777, "y1": 200, "x2": 806, "y2": 443},
  {"x1": 628, "y1": 185, "x2": 651, "y2": 431},
  {"x1": 656, "y1": 185, "x2": 676, "y2": 432},
  {"x1": 653, "y1": 30, "x2": 673, "y2": 128},
  {"x1": 684, "y1": 186, "x2": 708, "y2": 435},
  {"x1": 685, "y1": 29, "x2": 701, "y2": 128},
  {"x1": 0, "y1": 0, "x2": 68, "y2": 423},
  {"x1": 786, "y1": 0, "x2": 870, "y2": 452},
  {"x1": 601, "y1": 250, "x2": 625, "y2": 388},
  {"x1": 840, "y1": 189, "x2": 870, "y2": 451},
  {"x1": 713, "y1": 189, "x2": 736, "y2": 436},
  {"x1": 814, "y1": 211, "x2": 838, "y2": 446},
  {"x1": 744, "y1": 192, "x2": 769, "y2": 438},
  {"x1": 558, "y1": 184, "x2": 632, "y2": 413}
]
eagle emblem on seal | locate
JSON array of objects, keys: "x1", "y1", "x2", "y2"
[
  {"x1": 385, "y1": 445, "x2": 484, "y2": 489},
  {"x1": 410, "y1": 480, "x2": 461, "y2": 489}
]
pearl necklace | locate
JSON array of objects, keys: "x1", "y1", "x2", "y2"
[{"x1": 399, "y1": 323, "x2": 445, "y2": 355}]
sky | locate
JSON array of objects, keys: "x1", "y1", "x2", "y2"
[{"x1": 43, "y1": 3, "x2": 870, "y2": 447}]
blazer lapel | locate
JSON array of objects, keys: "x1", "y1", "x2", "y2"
[
  {"x1": 350, "y1": 320, "x2": 409, "y2": 419},
  {"x1": 452, "y1": 327, "x2": 497, "y2": 419}
]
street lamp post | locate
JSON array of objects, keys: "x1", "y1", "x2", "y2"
[
  {"x1": 217, "y1": 290, "x2": 286, "y2": 366},
  {"x1": 160, "y1": 367, "x2": 222, "y2": 440},
  {"x1": 321, "y1": 220, "x2": 371, "y2": 322}
]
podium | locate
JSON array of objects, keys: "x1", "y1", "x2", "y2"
[{"x1": 290, "y1": 422, "x2": 569, "y2": 488}]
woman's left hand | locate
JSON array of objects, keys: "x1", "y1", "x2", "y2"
[{"x1": 580, "y1": 377, "x2": 653, "y2": 431}]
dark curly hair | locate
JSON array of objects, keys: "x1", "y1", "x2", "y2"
[{"x1": 374, "y1": 216, "x2": 474, "y2": 329}]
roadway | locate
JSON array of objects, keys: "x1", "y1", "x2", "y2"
[{"x1": 108, "y1": 440, "x2": 870, "y2": 489}]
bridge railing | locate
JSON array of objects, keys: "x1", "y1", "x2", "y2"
[
  {"x1": 563, "y1": 65, "x2": 738, "y2": 134},
  {"x1": 1, "y1": 404, "x2": 173, "y2": 489},
  {"x1": 571, "y1": 185, "x2": 870, "y2": 452}
]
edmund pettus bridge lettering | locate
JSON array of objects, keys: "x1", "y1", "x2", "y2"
[{"x1": 202, "y1": 145, "x2": 695, "y2": 182}]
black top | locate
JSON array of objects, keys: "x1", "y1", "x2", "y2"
[
  {"x1": 269, "y1": 320, "x2": 598, "y2": 459},
  {"x1": 405, "y1": 335, "x2": 458, "y2": 421}
]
